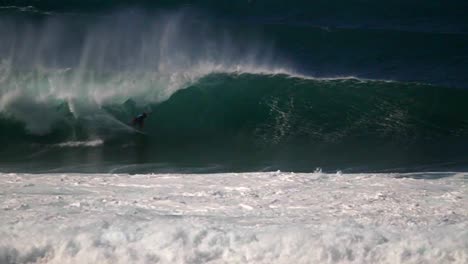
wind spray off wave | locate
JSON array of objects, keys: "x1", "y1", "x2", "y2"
[{"x1": 0, "y1": 9, "x2": 293, "y2": 133}]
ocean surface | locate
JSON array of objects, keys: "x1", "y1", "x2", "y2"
[
  {"x1": 0, "y1": 1, "x2": 467, "y2": 263},
  {"x1": 0, "y1": 0, "x2": 468, "y2": 173}
]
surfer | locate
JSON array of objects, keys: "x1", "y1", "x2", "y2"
[{"x1": 131, "y1": 112, "x2": 148, "y2": 129}]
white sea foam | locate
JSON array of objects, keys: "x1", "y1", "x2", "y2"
[
  {"x1": 0, "y1": 172, "x2": 466, "y2": 263},
  {"x1": 56, "y1": 139, "x2": 104, "y2": 148}
]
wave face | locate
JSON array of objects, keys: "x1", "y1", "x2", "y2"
[
  {"x1": 2, "y1": 73, "x2": 468, "y2": 172},
  {"x1": 0, "y1": 3, "x2": 468, "y2": 172}
]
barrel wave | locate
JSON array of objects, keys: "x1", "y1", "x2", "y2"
[{"x1": 2, "y1": 73, "x2": 468, "y2": 172}]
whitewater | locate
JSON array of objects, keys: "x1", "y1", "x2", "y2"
[
  {"x1": 1, "y1": 171, "x2": 467, "y2": 263},
  {"x1": 1, "y1": 2, "x2": 468, "y2": 263}
]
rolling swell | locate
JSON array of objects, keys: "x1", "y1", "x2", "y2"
[
  {"x1": 3, "y1": 1, "x2": 467, "y2": 34},
  {"x1": 267, "y1": 25, "x2": 468, "y2": 88},
  {"x1": 2, "y1": 73, "x2": 468, "y2": 172},
  {"x1": 1, "y1": 5, "x2": 467, "y2": 88}
]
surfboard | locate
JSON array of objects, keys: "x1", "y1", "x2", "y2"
[
  {"x1": 98, "y1": 110, "x2": 149, "y2": 135},
  {"x1": 132, "y1": 128, "x2": 147, "y2": 135}
]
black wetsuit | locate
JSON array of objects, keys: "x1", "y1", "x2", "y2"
[{"x1": 132, "y1": 113, "x2": 147, "y2": 129}]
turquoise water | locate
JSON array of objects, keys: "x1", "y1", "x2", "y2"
[{"x1": 0, "y1": 1, "x2": 467, "y2": 173}]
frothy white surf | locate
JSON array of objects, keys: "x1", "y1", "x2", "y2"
[{"x1": 1, "y1": 171, "x2": 467, "y2": 263}]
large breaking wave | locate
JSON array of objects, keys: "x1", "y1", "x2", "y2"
[
  {"x1": 2, "y1": 72, "x2": 468, "y2": 172},
  {"x1": 0, "y1": 8, "x2": 467, "y2": 172}
]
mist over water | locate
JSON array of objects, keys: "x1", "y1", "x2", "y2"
[{"x1": 0, "y1": 9, "x2": 291, "y2": 133}]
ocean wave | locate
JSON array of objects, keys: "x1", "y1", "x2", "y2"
[
  {"x1": 2, "y1": 73, "x2": 468, "y2": 172},
  {"x1": 1, "y1": 6, "x2": 467, "y2": 172}
]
